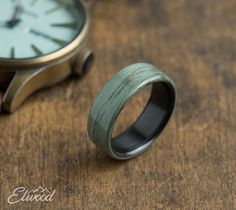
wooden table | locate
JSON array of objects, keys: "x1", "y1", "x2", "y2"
[{"x1": 0, "y1": 0, "x2": 235, "y2": 209}]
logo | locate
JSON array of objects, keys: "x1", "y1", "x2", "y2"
[{"x1": 7, "y1": 186, "x2": 56, "y2": 204}]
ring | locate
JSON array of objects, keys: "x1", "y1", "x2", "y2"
[{"x1": 88, "y1": 63, "x2": 177, "y2": 160}]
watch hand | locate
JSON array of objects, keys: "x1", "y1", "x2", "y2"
[
  {"x1": 29, "y1": 29, "x2": 67, "y2": 46},
  {"x1": 7, "y1": 4, "x2": 23, "y2": 28},
  {"x1": 7, "y1": 18, "x2": 22, "y2": 28},
  {"x1": 12, "y1": 3, "x2": 38, "y2": 19},
  {"x1": 11, "y1": 5, "x2": 22, "y2": 22},
  {"x1": 0, "y1": 18, "x2": 21, "y2": 28}
]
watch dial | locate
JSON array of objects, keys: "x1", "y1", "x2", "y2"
[{"x1": 0, "y1": 0, "x2": 86, "y2": 60}]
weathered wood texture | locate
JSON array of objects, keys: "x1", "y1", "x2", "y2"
[{"x1": 0, "y1": 0, "x2": 235, "y2": 209}]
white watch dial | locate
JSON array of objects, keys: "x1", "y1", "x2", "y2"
[{"x1": 0, "y1": 0, "x2": 85, "y2": 59}]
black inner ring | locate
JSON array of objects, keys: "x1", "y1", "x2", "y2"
[{"x1": 112, "y1": 81, "x2": 175, "y2": 156}]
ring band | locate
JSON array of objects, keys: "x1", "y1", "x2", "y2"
[{"x1": 88, "y1": 63, "x2": 177, "y2": 160}]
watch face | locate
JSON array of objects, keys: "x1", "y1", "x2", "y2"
[{"x1": 0, "y1": 0, "x2": 86, "y2": 60}]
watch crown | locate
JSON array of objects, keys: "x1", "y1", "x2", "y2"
[{"x1": 72, "y1": 48, "x2": 95, "y2": 78}]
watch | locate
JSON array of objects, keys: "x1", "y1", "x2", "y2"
[{"x1": 0, "y1": 0, "x2": 94, "y2": 113}]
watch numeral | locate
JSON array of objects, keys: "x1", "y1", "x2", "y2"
[
  {"x1": 10, "y1": 47, "x2": 15, "y2": 59},
  {"x1": 51, "y1": 38, "x2": 67, "y2": 46},
  {"x1": 29, "y1": 29, "x2": 67, "y2": 46},
  {"x1": 31, "y1": 44, "x2": 43, "y2": 56},
  {"x1": 51, "y1": 22, "x2": 78, "y2": 30},
  {"x1": 45, "y1": 5, "x2": 63, "y2": 15}
]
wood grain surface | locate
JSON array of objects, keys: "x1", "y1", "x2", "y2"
[{"x1": 0, "y1": 0, "x2": 235, "y2": 209}]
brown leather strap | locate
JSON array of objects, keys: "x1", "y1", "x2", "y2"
[{"x1": 0, "y1": 72, "x2": 15, "y2": 112}]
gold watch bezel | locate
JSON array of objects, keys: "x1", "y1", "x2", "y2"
[{"x1": 0, "y1": 0, "x2": 89, "y2": 70}]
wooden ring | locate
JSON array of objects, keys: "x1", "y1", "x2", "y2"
[{"x1": 88, "y1": 63, "x2": 177, "y2": 160}]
